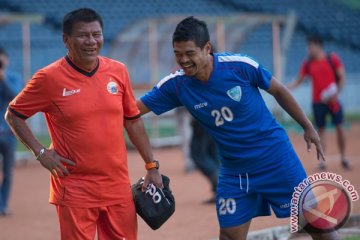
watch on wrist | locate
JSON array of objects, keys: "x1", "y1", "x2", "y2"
[
  {"x1": 145, "y1": 160, "x2": 159, "y2": 170},
  {"x1": 36, "y1": 148, "x2": 46, "y2": 161}
]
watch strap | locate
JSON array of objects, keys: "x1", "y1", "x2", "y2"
[
  {"x1": 145, "y1": 160, "x2": 159, "y2": 170},
  {"x1": 36, "y1": 148, "x2": 46, "y2": 161}
]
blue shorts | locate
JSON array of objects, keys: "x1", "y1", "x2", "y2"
[
  {"x1": 216, "y1": 148, "x2": 307, "y2": 228},
  {"x1": 312, "y1": 103, "x2": 344, "y2": 128}
]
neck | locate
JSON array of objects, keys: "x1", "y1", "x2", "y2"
[
  {"x1": 314, "y1": 50, "x2": 325, "y2": 60},
  {"x1": 68, "y1": 54, "x2": 98, "y2": 72},
  {"x1": 195, "y1": 54, "x2": 213, "y2": 82}
]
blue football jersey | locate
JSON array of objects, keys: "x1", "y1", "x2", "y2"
[{"x1": 141, "y1": 53, "x2": 292, "y2": 170}]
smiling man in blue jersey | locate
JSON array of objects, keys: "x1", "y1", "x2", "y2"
[{"x1": 137, "y1": 17, "x2": 338, "y2": 240}]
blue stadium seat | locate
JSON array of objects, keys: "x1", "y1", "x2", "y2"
[{"x1": 0, "y1": 0, "x2": 358, "y2": 82}]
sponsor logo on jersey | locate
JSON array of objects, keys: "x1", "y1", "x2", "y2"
[
  {"x1": 227, "y1": 86, "x2": 242, "y2": 102},
  {"x1": 107, "y1": 81, "x2": 118, "y2": 94},
  {"x1": 62, "y1": 88, "x2": 80, "y2": 97},
  {"x1": 194, "y1": 102, "x2": 208, "y2": 110}
]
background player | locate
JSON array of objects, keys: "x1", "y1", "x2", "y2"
[
  {"x1": 137, "y1": 17, "x2": 338, "y2": 240},
  {"x1": 0, "y1": 46, "x2": 23, "y2": 216},
  {"x1": 288, "y1": 35, "x2": 350, "y2": 171},
  {"x1": 5, "y1": 8, "x2": 162, "y2": 240},
  {"x1": 190, "y1": 118, "x2": 219, "y2": 204}
]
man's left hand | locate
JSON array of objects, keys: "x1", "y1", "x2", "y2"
[
  {"x1": 142, "y1": 168, "x2": 163, "y2": 191},
  {"x1": 304, "y1": 126, "x2": 326, "y2": 162},
  {"x1": 327, "y1": 93, "x2": 339, "y2": 103}
]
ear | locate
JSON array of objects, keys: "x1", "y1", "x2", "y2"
[
  {"x1": 63, "y1": 33, "x2": 69, "y2": 49},
  {"x1": 204, "y1": 41, "x2": 211, "y2": 54}
]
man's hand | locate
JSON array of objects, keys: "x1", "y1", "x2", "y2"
[
  {"x1": 326, "y1": 93, "x2": 339, "y2": 104},
  {"x1": 38, "y1": 149, "x2": 76, "y2": 177},
  {"x1": 287, "y1": 75, "x2": 306, "y2": 90},
  {"x1": 142, "y1": 169, "x2": 163, "y2": 191},
  {"x1": 124, "y1": 118, "x2": 163, "y2": 191},
  {"x1": 303, "y1": 126, "x2": 326, "y2": 162}
]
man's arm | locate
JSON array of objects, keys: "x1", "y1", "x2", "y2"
[
  {"x1": 287, "y1": 75, "x2": 306, "y2": 90},
  {"x1": 124, "y1": 118, "x2": 162, "y2": 189},
  {"x1": 136, "y1": 99, "x2": 151, "y2": 116},
  {"x1": 336, "y1": 66, "x2": 345, "y2": 92},
  {"x1": 266, "y1": 78, "x2": 325, "y2": 161},
  {"x1": 5, "y1": 110, "x2": 75, "y2": 177}
]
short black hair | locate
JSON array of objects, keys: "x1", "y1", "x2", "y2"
[
  {"x1": 62, "y1": 8, "x2": 103, "y2": 35},
  {"x1": 0, "y1": 46, "x2": 7, "y2": 56},
  {"x1": 172, "y1": 16, "x2": 210, "y2": 49},
  {"x1": 307, "y1": 35, "x2": 323, "y2": 46}
]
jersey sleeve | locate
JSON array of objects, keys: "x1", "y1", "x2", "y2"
[
  {"x1": 140, "y1": 76, "x2": 182, "y2": 115},
  {"x1": 122, "y1": 67, "x2": 141, "y2": 120},
  {"x1": 8, "y1": 69, "x2": 51, "y2": 119},
  {"x1": 299, "y1": 61, "x2": 308, "y2": 78},
  {"x1": 238, "y1": 60, "x2": 272, "y2": 90},
  {"x1": 330, "y1": 53, "x2": 342, "y2": 69}
]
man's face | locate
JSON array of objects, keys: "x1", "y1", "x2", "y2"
[
  {"x1": 63, "y1": 21, "x2": 103, "y2": 67},
  {"x1": 307, "y1": 42, "x2": 322, "y2": 58},
  {"x1": 173, "y1": 40, "x2": 211, "y2": 76}
]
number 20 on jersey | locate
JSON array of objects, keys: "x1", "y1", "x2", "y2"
[{"x1": 211, "y1": 106, "x2": 234, "y2": 127}]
